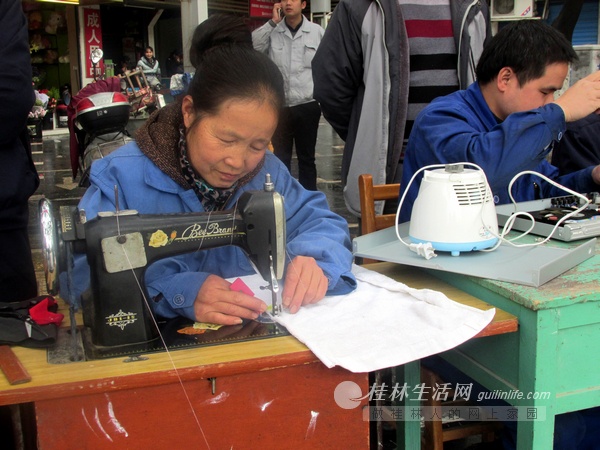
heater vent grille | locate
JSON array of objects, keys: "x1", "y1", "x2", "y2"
[{"x1": 452, "y1": 181, "x2": 490, "y2": 206}]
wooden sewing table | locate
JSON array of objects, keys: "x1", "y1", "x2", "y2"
[{"x1": 0, "y1": 265, "x2": 516, "y2": 449}]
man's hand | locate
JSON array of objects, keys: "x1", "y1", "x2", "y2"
[
  {"x1": 592, "y1": 165, "x2": 600, "y2": 185},
  {"x1": 193, "y1": 274, "x2": 267, "y2": 325},
  {"x1": 554, "y1": 70, "x2": 600, "y2": 122},
  {"x1": 272, "y1": 2, "x2": 283, "y2": 24},
  {"x1": 282, "y1": 256, "x2": 328, "y2": 314}
]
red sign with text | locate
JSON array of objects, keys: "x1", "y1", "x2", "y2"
[
  {"x1": 83, "y1": 8, "x2": 104, "y2": 78},
  {"x1": 250, "y1": 0, "x2": 274, "y2": 18}
]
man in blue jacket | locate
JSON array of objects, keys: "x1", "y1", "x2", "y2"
[{"x1": 399, "y1": 20, "x2": 600, "y2": 223}]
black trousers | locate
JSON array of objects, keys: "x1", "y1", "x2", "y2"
[
  {"x1": 271, "y1": 101, "x2": 321, "y2": 191},
  {"x1": 0, "y1": 227, "x2": 38, "y2": 303}
]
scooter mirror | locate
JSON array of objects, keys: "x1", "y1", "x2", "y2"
[{"x1": 90, "y1": 48, "x2": 103, "y2": 65}]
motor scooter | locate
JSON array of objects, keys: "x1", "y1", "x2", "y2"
[
  {"x1": 74, "y1": 90, "x2": 133, "y2": 187},
  {"x1": 66, "y1": 49, "x2": 160, "y2": 186}
]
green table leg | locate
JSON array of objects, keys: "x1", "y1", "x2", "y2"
[
  {"x1": 395, "y1": 360, "x2": 421, "y2": 449},
  {"x1": 514, "y1": 308, "x2": 557, "y2": 449}
]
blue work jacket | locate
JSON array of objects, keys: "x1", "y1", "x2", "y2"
[
  {"x1": 68, "y1": 143, "x2": 356, "y2": 320},
  {"x1": 399, "y1": 82, "x2": 598, "y2": 222}
]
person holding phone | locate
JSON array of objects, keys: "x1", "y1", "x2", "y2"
[{"x1": 252, "y1": 0, "x2": 324, "y2": 191}]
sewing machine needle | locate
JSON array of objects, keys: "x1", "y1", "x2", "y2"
[
  {"x1": 269, "y1": 254, "x2": 280, "y2": 316},
  {"x1": 271, "y1": 288, "x2": 278, "y2": 316},
  {"x1": 113, "y1": 185, "x2": 120, "y2": 213}
]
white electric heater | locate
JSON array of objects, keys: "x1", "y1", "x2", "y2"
[{"x1": 409, "y1": 165, "x2": 498, "y2": 256}]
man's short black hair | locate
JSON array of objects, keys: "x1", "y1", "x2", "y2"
[{"x1": 475, "y1": 20, "x2": 578, "y2": 86}]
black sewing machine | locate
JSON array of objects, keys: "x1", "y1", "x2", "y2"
[{"x1": 39, "y1": 175, "x2": 287, "y2": 360}]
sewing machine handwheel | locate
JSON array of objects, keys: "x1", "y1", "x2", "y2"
[{"x1": 38, "y1": 198, "x2": 61, "y2": 295}]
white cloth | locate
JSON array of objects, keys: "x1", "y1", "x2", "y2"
[{"x1": 234, "y1": 265, "x2": 494, "y2": 373}]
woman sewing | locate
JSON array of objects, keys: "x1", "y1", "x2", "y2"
[{"x1": 70, "y1": 15, "x2": 356, "y2": 325}]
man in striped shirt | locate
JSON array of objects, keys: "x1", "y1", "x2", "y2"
[
  {"x1": 401, "y1": 1, "x2": 461, "y2": 144},
  {"x1": 312, "y1": 0, "x2": 490, "y2": 216}
]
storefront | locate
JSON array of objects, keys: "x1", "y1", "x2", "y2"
[
  {"x1": 23, "y1": 1, "x2": 78, "y2": 135},
  {"x1": 23, "y1": 0, "x2": 337, "y2": 137},
  {"x1": 23, "y1": 0, "x2": 185, "y2": 134}
]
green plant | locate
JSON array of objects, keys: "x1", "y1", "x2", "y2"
[{"x1": 48, "y1": 87, "x2": 60, "y2": 101}]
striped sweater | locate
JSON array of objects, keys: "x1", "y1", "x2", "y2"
[{"x1": 400, "y1": 0, "x2": 459, "y2": 141}]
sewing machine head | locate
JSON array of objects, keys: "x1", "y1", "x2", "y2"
[{"x1": 39, "y1": 175, "x2": 286, "y2": 354}]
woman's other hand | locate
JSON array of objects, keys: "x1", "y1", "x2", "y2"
[{"x1": 282, "y1": 256, "x2": 328, "y2": 314}]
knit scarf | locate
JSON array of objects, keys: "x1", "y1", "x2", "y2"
[{"x1": 178, "y1": 125, "x2": 235, "y2": 211}]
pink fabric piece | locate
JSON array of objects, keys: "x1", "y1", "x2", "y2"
[{"x1": 229, "y1": 278, "x2": 254, "y2": 296}]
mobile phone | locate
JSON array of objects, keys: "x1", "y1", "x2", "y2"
[{"x1": 278, "y1": 8, "x2": 283, "y2": 19}]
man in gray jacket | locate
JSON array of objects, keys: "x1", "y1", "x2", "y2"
[
  {"x1": 312, "y1": 0, "x2": 490, "y2": 216},
  {"x1": 253, "y1": 0, "x2": 324, "y2": 191}
]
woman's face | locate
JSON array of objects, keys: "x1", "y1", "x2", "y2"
[
  {"x1": 182, "y1": 96, "x2": 278, "y2": 188},
  {"x1": 145, "y1": 48, "x2": 154, "y2": 59}
]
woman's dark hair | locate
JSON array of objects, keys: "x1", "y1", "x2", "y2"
[
  {"x1": 475, "y1": 20, "x2": 578, "y2": 86},
  {"x1": 186, "y1": 14, "x2": 284, "y2": 123},
  {"x1": 189, "y1": 14, "x2": 253, "y2": 68}
]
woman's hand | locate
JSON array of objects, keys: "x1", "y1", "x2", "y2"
[
  {"x1": 193, "y1": 274, "x2": 267, "y2": 325},
  {"x1": 282, "y1": 256, "x2": 328, "y2": 314}
]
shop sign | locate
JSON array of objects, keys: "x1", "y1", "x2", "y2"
[
  {"x1": 83, "y1": 8, "x2": 104, "y2": 79},
  {"x1": 249, "y1": 0, "x2": 274, "y2": 18}
]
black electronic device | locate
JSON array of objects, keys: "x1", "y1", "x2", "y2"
[{"x1": 496, "y1": 193, "x2": 600, "y2": 241}]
